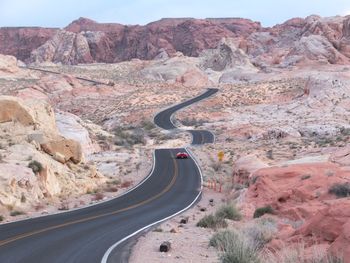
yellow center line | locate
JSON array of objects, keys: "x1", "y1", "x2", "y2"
[{"x1": 0, "y1": 155, "x2": 179, "y2": 247}]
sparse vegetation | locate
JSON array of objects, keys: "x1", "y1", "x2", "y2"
[
  {"x1": 301, "y1": 174, "x2": 311, "y2": 180},
  {"x1": 10, "y1": 210, "x2": 25, "y2": 216},
  {"x1": 28, "y1": 160, "x2": 43, "y2": 174},
  {"x1": 253, "y1": 205, "x2": 274, "y2": 218},
  {"x1": 113, "y1": 127, "x2": 146, "y2": 146},
  {"x1": 329, "y1": 183, "x2": 350, "y2": 198},
  {"x1": 263, "y1": 244, "x2": 344, "y2": 263},
  {"x1": 196, "y1": 214, "x2": 228, "y2": 229},
  {"x1": 266, "y1": 149, "x2": 274, "y2": 160},
  {"x1": 244, "y1": 218, "x2": 277, "y2": 249},
  {"x1": 180, "y1": 117, "x2": 205, "y2": 127},
  {"x1": 0, "y1": 215, "x2": 3, "y2": 222},
  {"x1": 141, "y1": 120, "x2": 156, "y2": 131},
  {"x1": 210, "y1": 230, "x2": 260, "y2": 263},
  {"x1": 20, "y1": 193, "x2": 26, "y2": 203},
  {"x1": 215, "y1": 203, "x2": 242, "y2": 221}
]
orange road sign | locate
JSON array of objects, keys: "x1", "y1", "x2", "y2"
[{"x1": 218, "y1": 151, "x2": 224, "y2": 162}]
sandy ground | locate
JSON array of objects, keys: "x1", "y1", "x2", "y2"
[{"x1": 130, "y1": 189, "x2": 224, "y2": 263}]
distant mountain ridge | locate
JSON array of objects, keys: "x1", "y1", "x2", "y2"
[{"x1": 1, "y1": 15, "x2": 350, "y2": 66}]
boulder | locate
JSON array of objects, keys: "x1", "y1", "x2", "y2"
[
  {"x1": 330, "y1": 144, "x2": 350, "y2": 166},
  {"x1": 0, "y1": 54, "x2": 19, "y2": 73},
  {"x1": 55, "y1": 111, "x2": 97, "y2": 155},
  {"x1": 176, "y1": 68, "x2": 210, "y2": 88},
  {"x1": 41, "y1": 137, "x2": 83, "y2": 164},
  {"x1": 295, "y1": 202, "x2": 350, "y2": 243},
  {"x1": 200, "y1": 37, "x2": 256, "y2": 71},
  {"x1": 0, "y1": 96, "x2": 35, "y2": 126}
]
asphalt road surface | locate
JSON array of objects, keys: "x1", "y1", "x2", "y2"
[
  {"x1": 0, "y1": 88, "x2": 218, "y2": 263},
  {"x1": 154, "y1": 88, "x2": 218, "y2": 145}
]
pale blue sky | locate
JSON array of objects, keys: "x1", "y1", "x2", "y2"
[{"x1": 0, "y1": 0, "x2": 349, "y2": 28}]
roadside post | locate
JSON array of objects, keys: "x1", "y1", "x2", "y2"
[{"x1": 218, "y1": 151, "x2": 224, "y2": 192}]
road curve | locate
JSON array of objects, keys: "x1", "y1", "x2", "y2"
[
  {"x1": 0, "y1": 88, "x2": 218, "y2": 263},
  {"x1": 154, "y1": 88, "x2": 218, "y2": 144}
]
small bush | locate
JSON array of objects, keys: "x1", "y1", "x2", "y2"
[
  {"x1": 253, "y1": 205, "x2": 274, "y2": 218},
  {"x1": 216, "y1": 204, "x2": 242, "y2": 221},
  {"x1": 10, "y1": 210, "x2": 25, "y2": 217},
  {"x1": 141, "y1": 120, "x2": 156, "y2": 131},
  {"x1": 181, "y1": 117, "x2": 205, "y2": 127},
  {"x1": 263, "y1": 243, "x2": 344, "y2": 263},
  {"x1": 20, "y1": 193, "x2": 26, "y2": 203},
  {"x1": 0, "y1": 215, "x2": 3, "y2": 221},
  {"x1": 210, "y1": 230, "x2": 239, "y2": 250},
  {"x1": 28, "y1": 160, "x2": 43, "y2": 174},
  {"x1": 210, "y1": 230, "x2": 260, "y2": 263},
  {"x1": 301, "y1": 175, "x2": 311, "y2": 180},
  {"x1": 329, "y1": 183, "x2": 350, "y2": 198},
  {"x1": 244, "y1": 218, "x2": 277, "y2": 249},
  {"x1": 196, "y1": 214, "x2": 228, "y2": 229}
]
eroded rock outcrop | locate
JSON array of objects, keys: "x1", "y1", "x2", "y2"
[
  {"x1": 0, "y1": 95, "x2": 105, "y2": 213},
  {"x1": 200, "y1": 38, "x2": 255, "y2": 71},
  {"x1": 41, "y1": 138, "x2": 83, "y2": 164},
  {"x1": 30, "y1": 30, "x2": 93, "y2": 64},
  {"x1": 0, "y1": 27, "x2": 58, "y2": 61},
  {"x1": 0, "y1": 96, "x2": 35, "y2": 125}
]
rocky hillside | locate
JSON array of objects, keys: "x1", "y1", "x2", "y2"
[
  {"x1": 0, "y1": 27, "x2": 58, "y2": 62},
  {"x1": 1, "y1": 15, "x2": 350, "y2": 66}
]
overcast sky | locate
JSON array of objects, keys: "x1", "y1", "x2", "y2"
[{"x1": 0, "y1": 0, "x2": 349, "y2": 28}]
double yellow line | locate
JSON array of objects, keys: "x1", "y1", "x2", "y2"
[{"x1": 0, "y1": 156, "x2": 178, "y2": 247}]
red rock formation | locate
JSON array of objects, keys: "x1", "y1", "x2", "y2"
[
  {"x1": 2, "y1": 15, "x2": 350, "y2": 65},
  {"x1": 0, "y1": 27, "x2": 58, "y2": 61},
  {"x1": 243, "y1": 160, "x2": 350, "y2": 261}
]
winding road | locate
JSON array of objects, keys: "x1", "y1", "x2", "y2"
[{"x1": 0, "y1": 88, "x2": 218, "y2": 263}]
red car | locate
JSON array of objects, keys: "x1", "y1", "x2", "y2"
[{"x1": 176, "y1": 152, "x2": 189, "y2": 159}]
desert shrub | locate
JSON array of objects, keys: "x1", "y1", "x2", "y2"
[
  {"x1": 215, "y1": 204, "x2": 242, "y2": 221},
  {"x1": 196, "y1": 214, "x2": 228, "y2": 229},
  {"x1": 28, "y1": 160, "x2": 43, "y2": 174},
  {"x1": 113, "y1": 127, "x2": 146, "y2": 146},
  {"x1": 210, "y1": 230, "x2": 260, "y2": 263},
  {"x1": 266, "y1": 149, "x2": 274, "y2": 160},
  {"x1": 211, "y1": 162, "x2": 221, "y2": 172},
  {"x1": 244, "y1": 218, "x2": 277, "y2": 249},
  {"x1": 329, "y1": 183, "x2": 350, "y2": 198},
  {"x1": 181, "y1": 117, "x2": 205, "y2": 127},
  {"x1": 263, "y1": 243, "x2": 344, "y2": 263},
  {"x1": 0, "y1": 215, "x2": 3, "y2": 221},
  {"x1": 141, "y1": 120, "x2": 156, "y2": 131},
  {"x1": 253, "y1": 205, "x2": 274, "y2": 218},
  {"x1": 10, "y1": 210, "x2": 25, "y2": 216},
  {"x1": 301, "y1": 175, "x2": 311, "y2": 180},
  {"x1": 127, "y1": 133, "x2": 146, "y2": 145},
  {"x1": 20, "y1": 193, "x2": 26, "y2": 203},
  {"x1": 210, "y1": 230, "x2": 239, "y2": 250}
]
